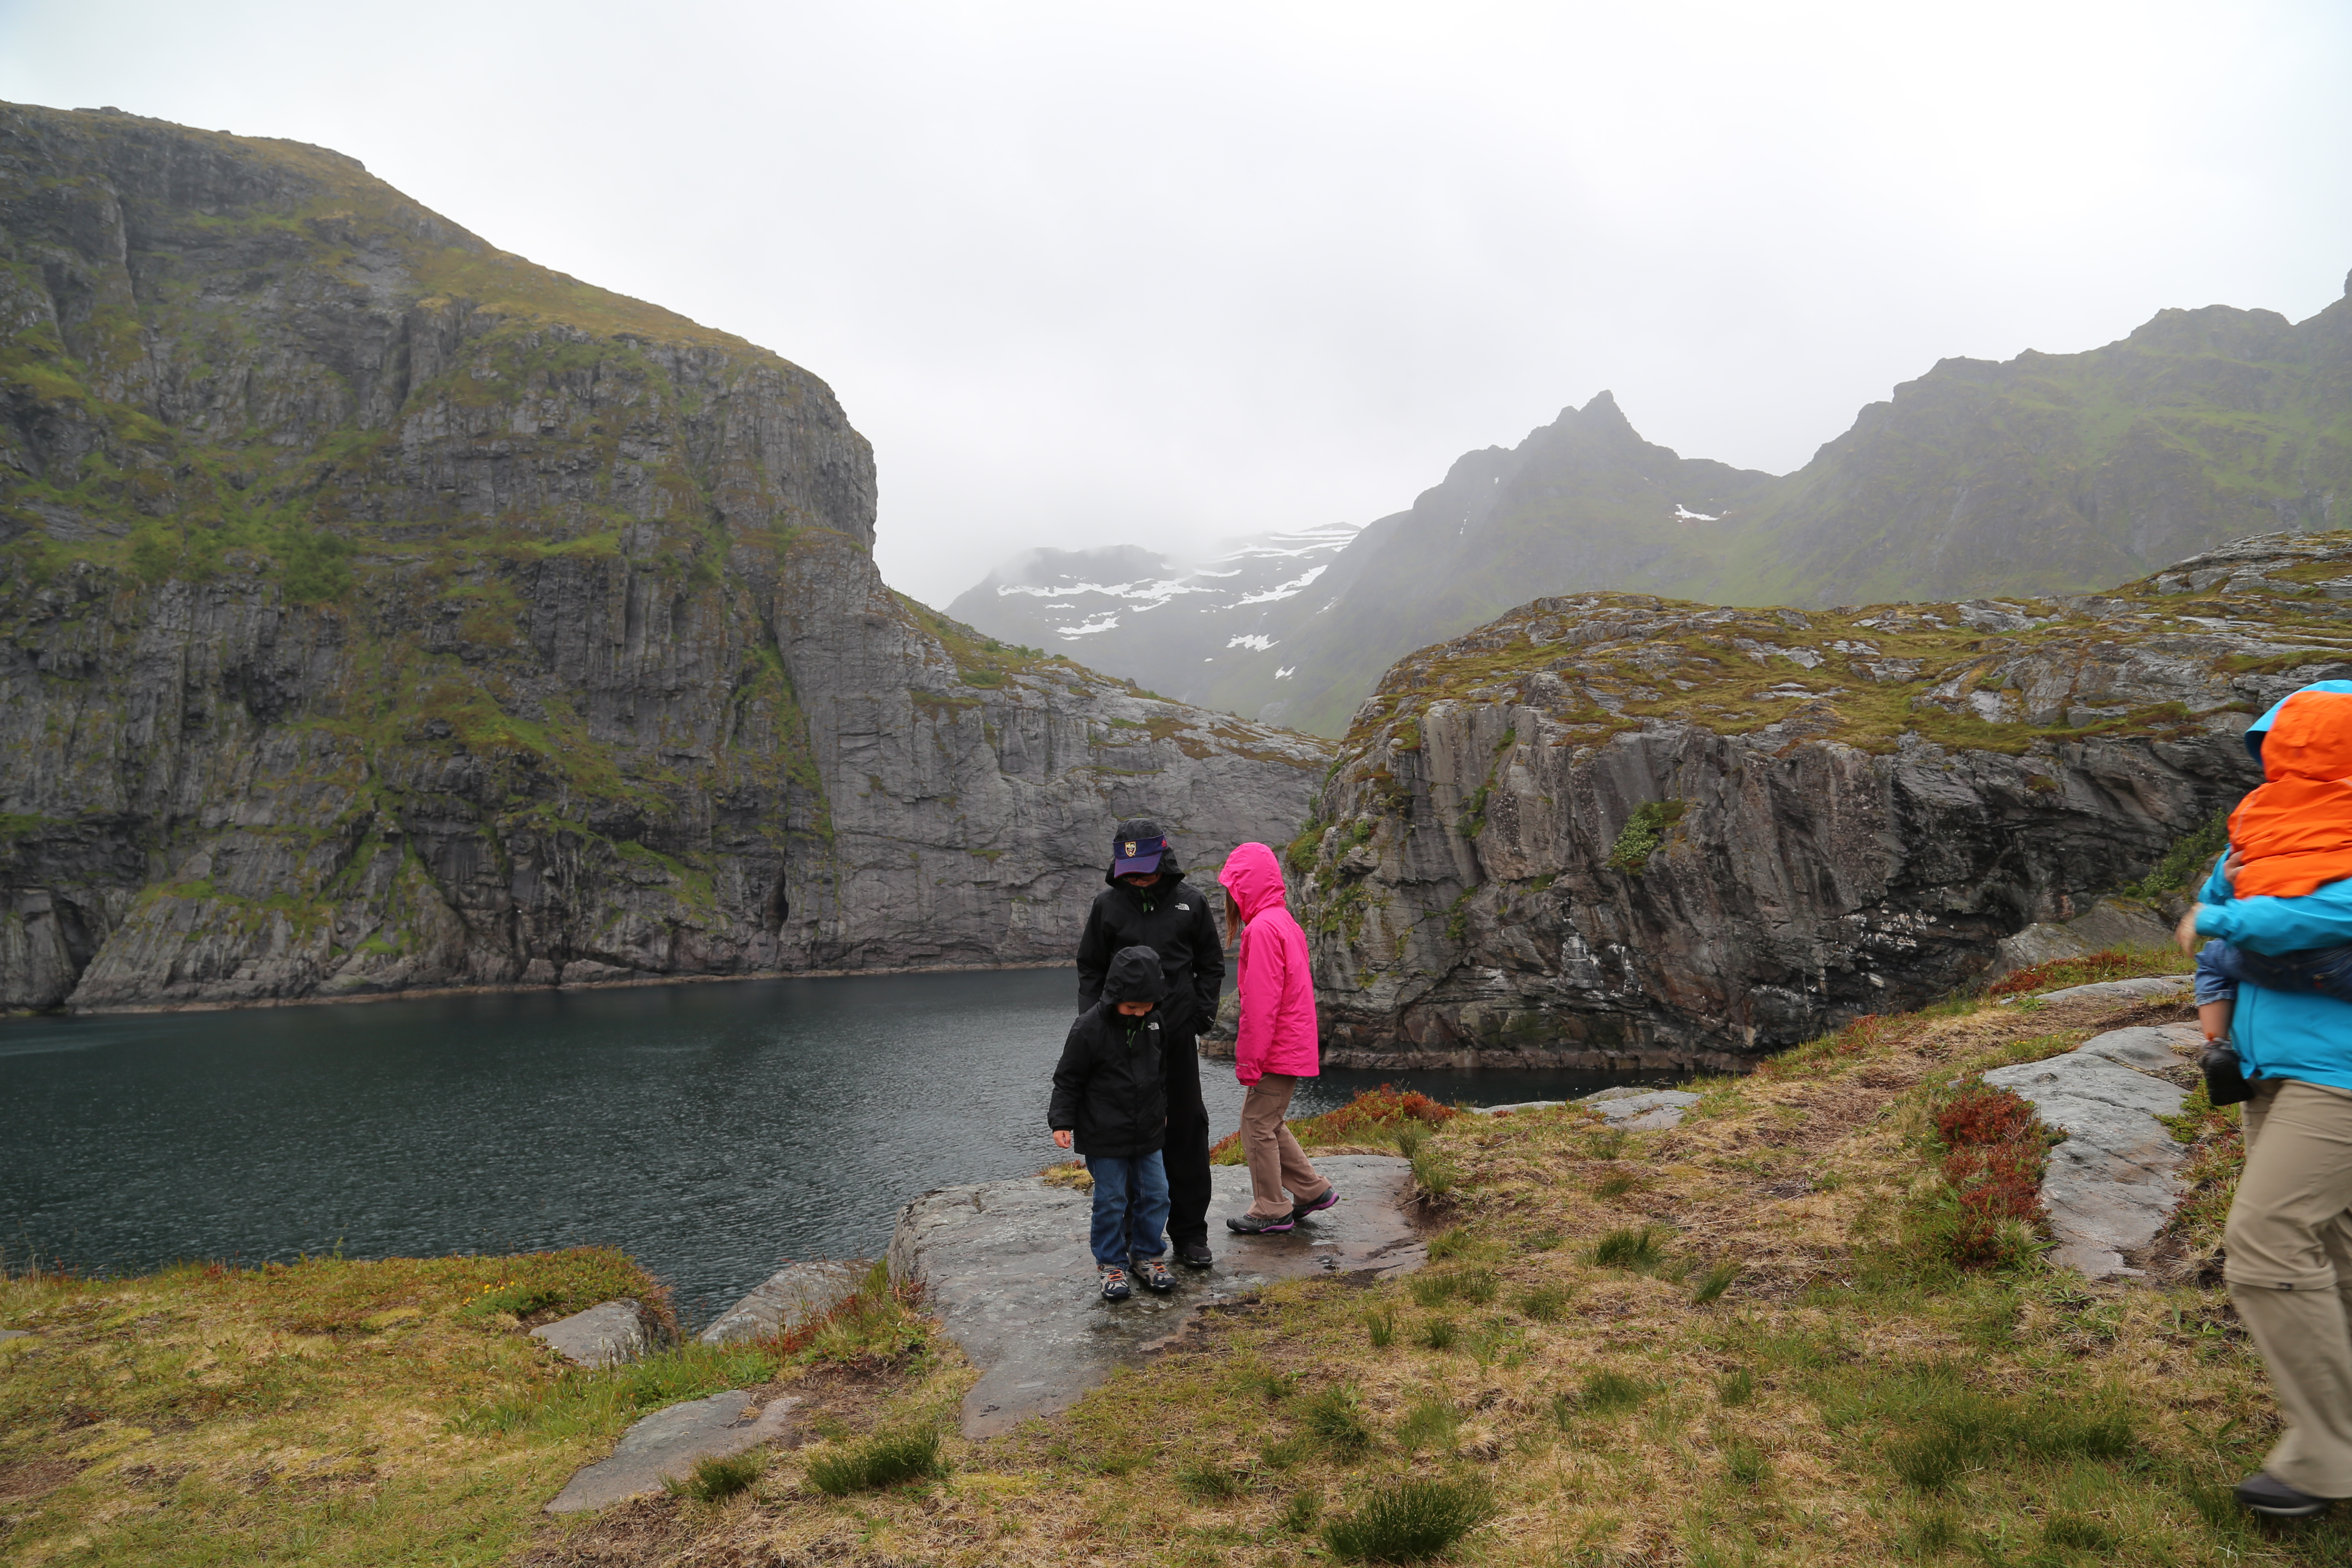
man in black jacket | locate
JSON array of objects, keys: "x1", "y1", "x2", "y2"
[{"x1": 1075, "y1": 818, "x2": 1225, "y2": 1268}]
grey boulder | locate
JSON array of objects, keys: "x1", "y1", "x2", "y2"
[
  {"x1": 546, "y1": 1390, "x2": 801, "y2": 1513},
  {"x1": 530, "y1": 1300, "x2": 650, "y2": 1369},
  {"x1": 1982, "y1": 1023, "x2": 2198, "y2": 1277},
  {"x1": 1990, "y1": 898, "x2": 2178, "y2": 978},
  {"x1": 699, "y1": 1261, "x2": 864, "y2": 1345}
]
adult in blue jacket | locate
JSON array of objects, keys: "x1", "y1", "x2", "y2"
[{"x1": 2187, "y1": 680, "x2": 2352, "y2": 1517}]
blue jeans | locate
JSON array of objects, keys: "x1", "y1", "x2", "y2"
[
  {"x1": 1087, "y1": 1151, "x2": 1170, "y2": 1267},
  {"x1": 2200, "y1": 938, "x2": 2352, "y2": 1007}
]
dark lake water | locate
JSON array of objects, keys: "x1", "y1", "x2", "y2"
[{"x1": 0, "y1": 968, "x2": 1664, "y2": 1325}]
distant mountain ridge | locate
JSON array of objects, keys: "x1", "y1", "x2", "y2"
[
  {"x1": 948, "y1": 277, "x2": 2352, "y2": 735},
  {"x1": 945, "y1": 520, "x2": 1361, "y2": 706}
]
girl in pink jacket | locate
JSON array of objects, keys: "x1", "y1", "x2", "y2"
[{"x1": 1216, "y1": 842, "x2": 1337, "y2": 1233}]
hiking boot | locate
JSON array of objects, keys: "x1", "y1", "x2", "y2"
[
  {"x1": 1099, "y1": 1266, "x2": 1132, "y2": 1302},
  {"x1": 1177, "y1": 1240, "x2": 1214, "y2": 1269},
  {"x1": 1226, "y1": 1211, "x2": 1295, "y2": 1234},
  {"x1": 1290, "y1": 1185, "x2": 1340, "y2": 1220},
  {"x1": 1133, "y1": 1257, "x2": 1176, "y2": 1292},
  {"x1": 2236, "y1": 1471, "x2": 2333, "y2": 1518}
]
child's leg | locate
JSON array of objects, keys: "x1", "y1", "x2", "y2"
[
  {"x1": 1240, "y1": 1077, "x2": 1299, "y2": 1217},
  {"x1": 1127, "y1": 1151, "x2": 1171, "y2": 1261},
  {"x1": 1088, "y1": 1155, "x2": 1135, "y2": 1268},
  {"x1": 1273, "y1": 1118, "x2": 1330, "y2": 1205},
  {"x1": 2200, "y1": 998, "x2": 2235, "y2": 1044}
]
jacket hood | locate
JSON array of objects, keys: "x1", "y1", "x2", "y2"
[
  {"x1": 1103, "y1": 819, "x2": 1186, "y2": 886},
  {"x1": 1217, "y1": 841, "x2": 1288, "y2": 922},
  {"x1": 2246, "y1": 679, "x2": 2352, "y2": 763},
  {"x1": 1102, "y1": 944, "x2": 1167, "y2": 1004},
  {"x1": 2256, "y1": 686, "x2": 2352, "y2": 781}
]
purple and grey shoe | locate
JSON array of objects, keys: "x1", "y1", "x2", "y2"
[
  {"x1": 1291, "y1": 1185, "x2": 1341, "y2": 1220},
  {"x1": 1226, "y1": 1211, "x2": 1295, "y2": 1234}
]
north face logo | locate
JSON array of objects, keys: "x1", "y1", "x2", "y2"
[{"x1": 1175, "y1": 903, "x2": 1189, "y2": 910}]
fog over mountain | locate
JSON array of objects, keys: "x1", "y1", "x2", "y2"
[
  {"x1": 954, "y1": 279, "x2": 2352, "y2": 734},
  {"x1": 4, "y1": 2, "x2": 2347, "y2": 607}
]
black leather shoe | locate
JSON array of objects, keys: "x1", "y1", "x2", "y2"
[
  {"x1": 1177, "y1": 1240, "x2": 1214, "y2": 1268},
  {"x1": 2236, "y1": 1470, "x2": 2333, "y2": 1517}
]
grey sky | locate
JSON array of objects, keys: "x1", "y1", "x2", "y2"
[{"x1": 5, "y1": 0, "x2": 2348, "y2": 606}]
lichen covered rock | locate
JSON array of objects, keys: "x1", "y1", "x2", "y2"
[{"x1": 1292, "y1": 534, "x2": 2352, "y2": 1066}]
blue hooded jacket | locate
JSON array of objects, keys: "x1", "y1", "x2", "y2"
[{"x1": 2194, "y1": 680, "x2": 2352, "y2": 1090}]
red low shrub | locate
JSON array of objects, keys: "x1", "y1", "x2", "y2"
[
  {"x1": 1927, "y1": 1083, "x2": 2049, "y2": 1268},
  {"x1": 1986, "y1": 948, "x2": 2149, "y2": 998},
  {"x1": 1936, "y1": 1085, "x2": 2040, "y2": 1148}
]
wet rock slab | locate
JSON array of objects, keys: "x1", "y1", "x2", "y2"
[
  {"x1": 700, "y1": 1261, "x2": 862, "y2": 1345},
  {"x1": 531, "y1": 1300, "x2": 649, "y2": 1369},
  {"x1": 1982, "y1": 1023, "x2": 2199, "y2": 1277},
  {"x1": 546, "y1": 1390, "x2": 801, "y2": 1513},
  {"x1": 889, "y1": 1155, "x2": 1423, "y2": 1437},
  {"x1": 2026, "y1": 976, "x2": 2193, "y2": 1007},
  {"x1": 1473, "y1": 1087, "x2": 1702, "y2": 1130}
]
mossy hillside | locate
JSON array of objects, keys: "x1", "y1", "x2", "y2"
[
  {"x1": 1706, "y1": 309, "x2": 2352, "y2": 610},
  {"x1": 1335, "y1": 549, "x2": 2352, "y2": 771}
]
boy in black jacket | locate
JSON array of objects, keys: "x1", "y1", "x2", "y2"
[{"x1": 1051, "y1": 945, "x2": 1178, "y2": 1301}]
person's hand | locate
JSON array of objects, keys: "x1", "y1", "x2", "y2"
[
  {"x1": 1053, "y1": 1129, "x2": 1073, "y2": 1150},
  {"x1": 2176, "y1": 905, "x2": 2205, "y2": 955}
]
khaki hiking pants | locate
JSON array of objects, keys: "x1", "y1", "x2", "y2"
[
  {"x1": 1240, "y1": 1075, "x2": 1332, "y2": 1219},
  {"x1": 2226, "y1": 1078, "x2": 2352, "y2": 1498}
]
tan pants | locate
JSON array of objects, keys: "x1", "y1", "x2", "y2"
[
  {"x1": 1241, "y1": 1075, "x2": 1332, "y2": 1219},
  {"x1": 2226, "y1": 1078, "x2": 2352, "y2": 1497}
]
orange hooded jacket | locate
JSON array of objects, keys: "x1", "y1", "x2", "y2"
[{"x1": 2230, "y1": 688, "x2": 2352, "y2": 898}]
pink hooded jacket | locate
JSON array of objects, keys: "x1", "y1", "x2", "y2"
[{"x1": 1216, "y1": 841, "x2": 1320, "y2": 1084}]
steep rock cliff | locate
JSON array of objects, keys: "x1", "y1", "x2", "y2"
[
  {"x1": 1291, "y1": 531, "x2": 2352, "y2": 1069},
  {"x1": 0, "y1": 104, "x2": 1329, "y2": 1011}
]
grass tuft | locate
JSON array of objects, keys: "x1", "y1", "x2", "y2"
[
  {"x1": 1177, "y1": 1457, "x2": 1246, "y2": 1501},
  {"x1": 1692, "y1": 1259, "x2": 1743, "y2": 1305},
  {"x1": 1590, "y1": 1225, "x2": 1666, "y2": 1269},
  {"x1": 1322, "y1": 1476, "x2": 1497, "y2": 1563},
  {"x1": 804, "y1": 1425, "x2": 947, "y2": 1495},
  {"x1": 1722, "y1": 1435, "x2": 1770, "y2": 1486},
  {"x1": 1300, "y1": 1385, "x2": 1374, "y2": 1457},
  {"x1": 1579, "y1": 1369, "x2": 1651, "y2": 1416},
  {"x1": 1395, "y1": 1396, "x2": 1460, "y2": 1452},
  {"x1": 665, "y1": 1449, "x2": 764, "y2": 1502},
  {"x1": 1517, "y1": 1283, "x2": 1571, "y2": 1322}
]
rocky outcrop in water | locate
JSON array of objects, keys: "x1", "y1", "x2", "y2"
[
  {"x1": 0, "y1": 104, "x2": 1329, "y2": 1011},
  {"x1": 1291, "y1": 531, "x2": 2352, "y2": 1068}
]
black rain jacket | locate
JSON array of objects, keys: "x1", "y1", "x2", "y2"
[
  {"x1": 1050, "y1": 946, "x2": 1170, "y2": 1158},
  {"x1": 1075, "y1": 840, "x2": 1225, "y2": 1036}
]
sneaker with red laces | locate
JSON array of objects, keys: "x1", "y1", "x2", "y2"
[
  {"x1": 1132, "y1": 1257, "x2": 1176, "y2": 1292},
  {"x1": 1099, "y1": 1265, "x2": 1132, "y2": 1301}
]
